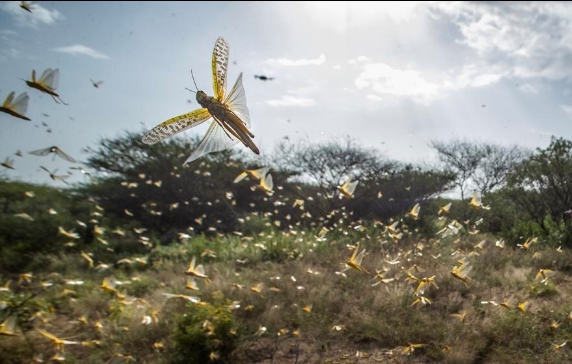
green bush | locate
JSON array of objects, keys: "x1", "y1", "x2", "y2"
[
  {"x1": 0, "y1": 181, "x2": 87, "y2": 273},
  {"x1": 172, "y1": 301, "x2": 237, "y2": 364}
]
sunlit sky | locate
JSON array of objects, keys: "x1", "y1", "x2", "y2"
[{"x1": 1, "y1": 1, "x2": 572, "y2": 185}]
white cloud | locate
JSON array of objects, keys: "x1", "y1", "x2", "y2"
[
  {"x1": 429, "y1": 2, "x2": 572, "y2": 81},
  {"x1": 561, "y1": 105, "x2": 572, "y2": 118},
  {"x1": 333, "y1": 64, "x2": 342, "y2": 70},
  {"x1": 355, "y1": 63, "x2": 440, "y2": 105},
  {"x1": 0, "y1": 28, "x2": 19, "y2": 47},
  {"x1": 266, "y1": 96, "x2": 315, "y2": 107},
  {"x1": 0, "y1": 47, "x2": 20, "y2": 61},
  {"x1": 344, "y1": 2, "x2": 572, "y2": 106},
  {"x1": 470, "y1": 73, "x2": 503, "y2": 88},
  {"x1": 300, "y1": 2, "x2": 425, "y2": 33},
  {"x1": 287, "y1": 81, "x2": 320, "y2": 97},
  {"x1": 366, "y1": 94, "x2": 383, "y2": 101},
  {"x1": 54, "y1": 45, "x2": 110, "y2": 60},
  {"x1": 519, "y1": 83, "x2": 543, "y2": 95},
  {"x1": 447, "y1": 63, "x2": 507, "y2": 90},
  {"x1": 348, "y1": 56, "x2": 370, "y2": 64},
  {"x1": 1, "y1": 1, "x2": 64, "y2": 28},
  {"x1": 0, "y1": 29, "x2": 18, "y2": 36},
  {"x1": 265, "y1": 54, "x2": 325, "y2": 66},
  {"x1": 354, "y1": 61, "x2": 509, "y2": 105}
]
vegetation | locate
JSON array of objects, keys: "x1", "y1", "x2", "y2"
[{"x1": 1, "y1": 132, "x2": 572, "y2": 363}]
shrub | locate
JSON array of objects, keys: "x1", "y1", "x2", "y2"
[{"x1": 171, "y1": 301, "x2": 237, "y2": 364}]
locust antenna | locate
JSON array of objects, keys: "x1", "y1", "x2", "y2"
[
  {"x1": 191, "y1": 70, "x2": 199, "y2": 91},
  {"x1": 185, "y1": 70, "x2": 200, "y2": 94}
]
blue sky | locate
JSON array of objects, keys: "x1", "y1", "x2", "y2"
[{"x1": 1, "y1": 1, "x2": 572, "y2": 185}]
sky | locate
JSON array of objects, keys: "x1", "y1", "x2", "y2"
[{"x1": 1, "y1": 1, "x2": 572, "y2": 186}]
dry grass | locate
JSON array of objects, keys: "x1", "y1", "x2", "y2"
[{"x1": 3, "y1": 227, "x2": 572, "y2": 363}]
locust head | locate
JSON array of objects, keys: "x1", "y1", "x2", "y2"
[{"x1": 195, "y1": 90, "x2": 208, "y2": 106}]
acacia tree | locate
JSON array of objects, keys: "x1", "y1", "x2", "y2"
[
  {"x1": 271, "y1": 136, "x2": 396, "y2": 216},
  {"x1": 431, "y1": 139, "x2": 528, "y2": 199},
  {"x1": 430, "y1": 140, "x2": 483, "y2": 200},
  {"x1": 272, "y1": 136, "x2": 395, "y2": 195},
  {"x1": 472, "y1": 144, "x2": 529, "y2": 194}
]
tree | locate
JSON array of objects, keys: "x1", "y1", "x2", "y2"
[
  {"x1": 0, "y1": 181, "x2": 84, "y2": 273},
  {"x1": 430, "y1": 140, "x2": 483, "y2": 201},
  {"x1": 431, "y1": 139, "x2": 528, "y2": 199},
  {"x1": 271, "y1": 137, "x2": 455, "y2": 225},
  {"x1": 472, "y1": 144, "x2": 529, "y2": 194},
  {"x1": 347, "y1": 164, "x2": 456, "y2": 222},
  {"x1": 272, "y1": 136, "x2": 395, "y2": 213},
  {"x1": 507, "y1": 137, "x2": 572, "y2": 234},
  {"x1": 81, "y1": 130, "x2": 316, "y2": 239},
  {"x1": 82, "y1": 130, "x2": 252, "y2": 237}
]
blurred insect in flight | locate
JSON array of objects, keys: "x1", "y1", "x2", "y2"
[
  {"x1": 254, "y1": 75, "x2": 275, "y2": 81},
  {"x1": 468, "y1": 191, "x2": 490, "y2": 210},
  {"x1": 0, "y1": 92, "x2": 31, "y2": 121},
  {"x1": 1, "y1": 156, "x2": 15, "y2": 170},
  {"x1": 90, "y1": 79, "x2": 104, "y2": 88},
  {"x1": 0, "y1": 315, "x2": 19, "y2": 336},
  {"x1": 142, "y1": 37, "x2": 259, "y2": 164},
  {"x1": 20, "y1": 1, "x2": 32, "y2": 13},
  {"x1": 40, "y1": 166, "x2": 70, "y2": 184},
  {"x1": 29, "y1": 146, "x2": 77, "y2": 163},
  {"x1": 407, "y1": 203, "x2": 421, "y2": 220},
  {"x1": 22, "y1": 68, "x2": 68, "y2": 105},
  {"x1": 337, "y1": 177, "x2": 358, "y2": 199},
  {"x1": 345, "y1": 243, "x2": 368, "y2": 274}
]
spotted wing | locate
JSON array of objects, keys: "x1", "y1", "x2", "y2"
[
  {"x1": 223, "y1": 73, "x2": 250, "y2": 128},
  {"x1": 142, "y1": 108, "x2": 211, "y2": 144},
  {"x1": 184, "y1": 118, "x2": 238, "y2": 164},
  {"x1": 212, "y1": 37, "x2": 229, "y2": 101},
  {"x1": 38, "y1": 68, "x2": 59, "y2": 91}
]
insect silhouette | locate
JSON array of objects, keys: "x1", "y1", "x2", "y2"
[
  {"x1": 1, "y1": 157, "x2": 15, "y2": 170},
  {"x1": 142, "y1": 37, "x2": 259, "y2": 164},
  {"x1": 90, "y1": 79, "x2": 104, "y2": 88},
  {"x1": 0, "y1": 92, "x2": 30, "y2": 121},
  {"x1": 20, "y1": 1, "x2": 32, "y2": 13},
  {"x1": 29, "y1": 146, "x2": 77, "y2": 163},
  {"x1": 40, "y1": 166, "x2": 70, "y2": 184},
  {"x1": 23, "y1": 68, "x2": 68, "y2": 105},
  {"x1": 254, "y1": 75, "x2": 275, "y2": 81}
]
